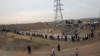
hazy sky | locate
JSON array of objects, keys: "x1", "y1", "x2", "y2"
[{"x1": 0, "y1": 0, "x2": 100, "y2": 24}]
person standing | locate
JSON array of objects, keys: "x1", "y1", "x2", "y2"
[
  {"x1": 57, "y1": 35, "x2": 60, "y2": 40},
  {"x1": 51, "y1": 47, "x2": 55, "y2": 56},
  {"x1": 65, "y1": 36, "x2": 67, "y2": 41},
  {"x1": 57, "y1": 43, "x2": 61, "y2": 51},
  {"x1": 27, "y1": 45, "x2": 31, "y2": 55},
  {"x1": 72, "y1": 36, "x2": 75, "y2": 42}
]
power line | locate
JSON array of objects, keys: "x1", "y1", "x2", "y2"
[{"x1": 53, "y1": 0, "x2": 65, "y2": 36}]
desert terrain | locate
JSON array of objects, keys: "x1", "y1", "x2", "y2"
[{"x1": 0, "y1": 25, "x2": 100, "y2": 56}]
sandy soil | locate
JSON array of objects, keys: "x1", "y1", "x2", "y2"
[
  {"x1": 0, "y1": 40, "x2": 99, "y2": 56},
  {"x1": 0, "y1": 27, "x2": 100, "y2": 56}
]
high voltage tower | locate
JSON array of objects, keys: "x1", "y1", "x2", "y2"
[{"x1": 54, "y1": 0, "x2": 65, "y2": 36}]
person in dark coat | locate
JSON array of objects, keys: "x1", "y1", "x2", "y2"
[
  {"x1": 91, "y1": 32, "x2": 94, "y2": 37},
  {"x1": 57, "y1": 35, "x2": 60, "y2": 40},
  {"x1": 65, "y1": 36, "x2": 67, "y2": 41},
  {"x1": 72, "y1": 36, "x2": 75, "y2": 42},
  {"x1": 50, "y1": 35, "x2": 52, "y2": 39},
  {"x1": 57, "y1": 43, "x2": 61, "y2": 51},
  {"x1": 45, "y1": 35, "x2": 47, "y2": 39},
  {"x1": 27, "y1": 45, "x2": 31, "y2": 54}
]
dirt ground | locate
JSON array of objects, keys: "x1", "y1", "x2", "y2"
[{"x1": 0, "y1": 28, "x2": 100, "y2": 56}]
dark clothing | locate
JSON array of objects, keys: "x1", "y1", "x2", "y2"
[
  {"x1": 27, "y1": 45, "x2": 31, "y2": 54},
  {"x1": 72, "y1": 37, "x2": 75, "y2": 42},
  {"x1": 57, "y1": 35, "x2": 60, "y2": 40},
  {"x1": 75, "y1": 33, "x2": 78, "y2": 40},
  {"x1": 76, "y1": 54, "x2": 79, "y2": 56},
  {"x1": 57, "y1": 44, "x2": 60, "y2": 51},
  {"x1": 65, "y1": 36, "x2": 67, "y2": 41}
]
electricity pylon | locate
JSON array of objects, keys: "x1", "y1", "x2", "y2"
[{"x1": 53, "y1": 0, "x2": 65, "y2": 36}]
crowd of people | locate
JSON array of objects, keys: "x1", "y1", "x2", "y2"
[
  {"x1": 0, "y1": 23, "x2": 99, "y2": 42},
  {"x1": 0, "y1": 22, "x2": 99, "y2": 43},
  {"x1": 0, "y1": 22, "x2": 99, "y2": 56}
]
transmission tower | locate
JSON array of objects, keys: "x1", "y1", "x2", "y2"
[{"x1": 54, "y1": 0, "x2": 65, "y2": 36}]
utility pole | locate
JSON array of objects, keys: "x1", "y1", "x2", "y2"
[
  {"x1": 54, "y1": 0, "x2": 65, "y2": 36},
  {"x1": 54, "y1": 0, "x2": 65, "y2": 52}
]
